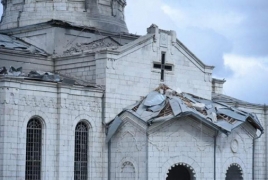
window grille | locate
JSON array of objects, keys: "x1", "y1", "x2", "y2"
[
  {"x1": 74, "y1": 122, "x2": 88, "y2": 180},
  {"x1": 25, "y1": 118, "x2": 42, "y2": 180}
]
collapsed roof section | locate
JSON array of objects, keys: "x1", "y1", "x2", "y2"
[
  {"x1": 0, "y1": 34, "x2": 47, "y2": 55},
  {"x1": 106, "y1": 84, "x2": 264, "y2": 142}
]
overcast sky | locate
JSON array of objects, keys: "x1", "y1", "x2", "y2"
[
  {"x1": 0, "y1": 1, "x2": 267, "y2": 104},
  {"x1": 125, "y1": 0, "x2": 268, "y2": 104}
]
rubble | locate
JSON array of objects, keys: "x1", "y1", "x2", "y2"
[
  {"x1": 107, "y1": 84, "x2": 264, "y2": 138},
  {"x1": 0, "y1": 66, "x2": 23, "y2": 76}
]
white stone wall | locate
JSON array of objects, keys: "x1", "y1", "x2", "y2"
[
  {"x1": 216, "y1": 123, "x2": 255, "y2": 180},
  {"x1": 100, "y1": 30, "x2": 212, "y2": 123},
  {"x1": 110, "y1": 113, "x2": 147, "y2": 180},
  {"x1": 110, "y1": 113, "x2": 256, "y2": 180},
  {"x1": 0, "y1": 50, "x2": 53, "y2": 73},
  {"x1": 0, "y1": 79, "x2": 104, "y2": 180},
  {"x1": 56, "y1": 55, "x2": 97, "y2": 83},
  {"x1": 148, "y1": 117, "x2": 215, "y2": 180}
]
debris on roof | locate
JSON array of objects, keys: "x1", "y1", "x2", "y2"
[
  {"x1": 0, "y1": 34, "x2": 47, "y2": 55},
  {"x1": 107, "y1": 84, "x2": 263, "y2": 139},
  {"x1": 28, "y1": 71, "x2": 60, "y2": 82},
  {"x1": 0, "y1": 67, "x2": 7, "y2": 75},
  {"x1": 0, "y1": 66, "x2": 23, "y2": 76},
  {"x1": 0, "y1": 66, "x2": 103, "y2": 90}
]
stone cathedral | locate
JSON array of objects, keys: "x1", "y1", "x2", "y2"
[{"x1": 0, "y1": 0, "x2": 267, "y2": 180}]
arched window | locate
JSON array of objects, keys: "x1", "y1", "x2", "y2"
[
  {"x1": 225, "y1": 164, "x2": 243, "y2": 180},
  {"x1": 166, "y1": 163, "x2": 196, "y2": 180},
  {"x1": 25, "y1": 118, "x2": 42, "y2": 180},
  {"x1": 74, "y1": 122, "x2": 88, "y2": 180}
]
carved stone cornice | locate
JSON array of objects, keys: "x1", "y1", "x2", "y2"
[{"x1": 0, "y1": 87, "x2": 102, "y2": 112}]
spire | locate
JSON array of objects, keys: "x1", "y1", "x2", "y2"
[{"x1": 0, "y1": 0, "x2": 128, "y2": 33}]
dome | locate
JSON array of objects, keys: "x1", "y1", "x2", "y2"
[{"x1": 0, "y1": 0, "x2": 128, "y2": 33}]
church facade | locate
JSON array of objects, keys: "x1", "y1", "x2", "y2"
[{"x1": 0, "y1": 0, "x2": 267, "y2": 180}]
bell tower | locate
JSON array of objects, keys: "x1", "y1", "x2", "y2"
[{"x1": 0, "y1": 0, "x2": 128, "y2": 33}]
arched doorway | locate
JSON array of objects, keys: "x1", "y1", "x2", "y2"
[
  {"x1": 225, "y1": 164, "x2": 243, "y2": 180},
  {"x1": 166, "y1": 163, "x2": 195, "y2": 180}
]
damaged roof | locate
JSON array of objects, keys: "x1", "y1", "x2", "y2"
[
  {"x1": 0, "y1": 66, "x2": 102, "y2": 89},
  {"x1": 0, "y1": 34, "x2": 47, "y2": 55},
  {"x1": 106, "y1": 84, "x2": 263, "y2": 142}
]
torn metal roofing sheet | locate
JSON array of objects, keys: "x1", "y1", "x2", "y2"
[
  {"x1": 0, "y1": 66, "x2": 23, "y2": 76},
  {"x1": 107, "y1": 84, "x2": 264, "y2": 139},
  {"x1": 106, "y1": 116, "x2": 123, "y2": 143},
  {"x1": 0, "y1": 34, "x2": 47, "y2": 55}
]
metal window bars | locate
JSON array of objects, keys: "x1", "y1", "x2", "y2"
[
  {"x1": 25, "y1": 118, "x2": 42, "y2": 180},
  {"x1": 74, "y1": 122, "x2": 88, "y2": 180}
]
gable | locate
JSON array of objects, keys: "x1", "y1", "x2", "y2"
[{"x1": 101, "y1": 25, "x2": 214, "y2": 99}]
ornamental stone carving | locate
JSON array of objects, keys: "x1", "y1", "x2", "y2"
[
  {"x1": 0, "y1": 93, "x2": 102, "y2": 112},
  {"x1": 63, "y1": 37, "x2": 120, "y2": 56},
  {"x1": 230, "y1": 139, "x2": 239, "y2": 153}
]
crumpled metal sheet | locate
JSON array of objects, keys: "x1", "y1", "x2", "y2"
[
  {"x1": 9, "y1": 67, "x2": 23, "y2": 76},
  {"x1": 106, "y1": 116, "x2": 123, "y2": 143},
  {"x1": 118, "y1": 85, "x2": 264, "y2": 134},
  {"x1": 217, "y1": 108, "x2": 247, "y2": 122},
  {"x1": 0, "y1": 66, "x2": 23, "y2": 76},
  {"x1": 0, "y1": 67, "x2": 7, "y2": 75},
  {"x1": 144, "y1": 91, "x2": 165, "y2": 106},
  {"x1": 169, "y1": 98, "x2": 182, "y2": 116},
  {"x1": 148, "y1": 100, "x2": 166, "y2": 112},
  {"x1": 28, "y1": 71, "x2": 60, "y2": 82},
  {"x1": 215, "y1": 120, "x2": 243, "y2": 132}
]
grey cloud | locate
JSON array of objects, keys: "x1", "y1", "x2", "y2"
[{"x1": 177, "y1": 27, "x2": 233, "y2": 77}]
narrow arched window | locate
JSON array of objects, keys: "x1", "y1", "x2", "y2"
[
  {"x1": 74, "y1": 122, "x2": 88, "y2": 180},
  {"x1": 25, "y1": 118, "x2": 42, "y2": 180}
]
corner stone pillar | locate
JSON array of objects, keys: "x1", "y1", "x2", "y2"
[{"x1": 86, "y1": 0, "x2": 99, "y2": 13}]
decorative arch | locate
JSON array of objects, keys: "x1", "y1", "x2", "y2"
[
  {"x1": 117, "y1": 157, "x2": 138, "y2": 180},
  {"x1": 221, "y1": 157, "x2": 248, "y2": 179},
  {"x1": 22, "y1": 110, "x2": 50, "y2": 130},
  {"x1": 72, "y1": 114, "x2": 96, "y2": 132},
  {"x1": 160, "y1": 155, "x2": 200, "y2": 179},
  {"x1": 121, "y1": 161, "x2": 135, "y2": 180},
  {"x1": 225, "y1": 163, "x2": 243, "y2": 180},
  {"x1": 117, "y1": 131, "x2": 140, "y2": 152},
  {"x1": 167, "y1": 163, "x2": 196, "y2": 180}
]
